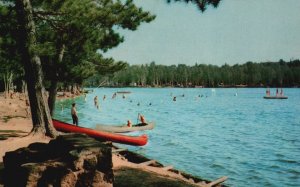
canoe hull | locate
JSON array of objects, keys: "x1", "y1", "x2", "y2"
[
  {"x1": 53, "y1": 119, "x2": 148, "y2": 146},
  {"x1": 95, "y1": 122, "x2": 155, "y2": 133}
]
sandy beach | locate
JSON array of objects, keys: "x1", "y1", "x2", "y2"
[{"x1": 0, "y1": 94, "x2": 51, "y2": 162}]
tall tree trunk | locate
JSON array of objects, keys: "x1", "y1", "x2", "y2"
[
  {"x1": 48, "y1": 77, "x2": 58, "y2": 117},
  {"x1": 48, "y1": 42, "x2": 65, "y2": 116},
  {"x1": 22, "y1": 80, "x2": 26, "y2": 93},
  {"x1": 3, "y1": 73, "x2": 7, "y2": 98},
  {"x1": 15, "y1": 0, "x2": 57, "y2": 137},
  {"x1": 3, "y1": 72, "x2": 13, "y2": 98}
]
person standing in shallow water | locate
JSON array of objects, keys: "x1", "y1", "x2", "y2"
[
  {"x1": 112, "y1": 92, "x2": 117, "y2": 99},
  {"x1": 94, "y1": 96, "x2": 99, "y2": 109},
  {"x1": 173, "y1": 96, "x2": 176, "y2": 101},
  {"x1": 71, "y1": 103, "x2": 78, "y2": 126}
]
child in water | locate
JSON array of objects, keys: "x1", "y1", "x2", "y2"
[{"x1": 127, "y1": 120, "x2": 132, "y2": 127}]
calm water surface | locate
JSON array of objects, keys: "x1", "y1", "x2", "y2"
[{"x1": 54, "y1": 88, "x2": 300, "y2": 186}]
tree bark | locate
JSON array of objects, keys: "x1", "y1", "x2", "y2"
[
  {"x1": 3, "y1": 73, "x2": 7, "y2": 98},
  {"x1": 15, "y1": 0, "x2": 58, "y2": 137},
  {"x1": 3, "y1": 72, "x2": 13, "y2": 98},
  {"x1": 48, "y1": 78, "x2": 58, "y2": 117},
  {"x1": 48, "y1": 42, "x2": 65, "y2": 116}
]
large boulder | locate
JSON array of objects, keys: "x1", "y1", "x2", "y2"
[{"x1": 3, "y1": 134, "x2": 113, "y2": 187}]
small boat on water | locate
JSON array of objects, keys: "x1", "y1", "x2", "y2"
[
  {"x1": 263, "y1": 96, "x2": 288, "y2": 99},
  {"x1": 53, "y1": 119, "x2": 148, "y2": 146},
  {"x1": 116, "y1": 91, "x2": 131, "y2": 94},
  {"x1": 264, "y1": 88, "x2": 288, "y2": 99},
  {"x1": 95, "y1": 122, "x2": 155, "y2": 133}
]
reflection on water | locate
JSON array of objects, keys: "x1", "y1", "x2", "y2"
[{"x1": 54, "y1": 88, "x2": 300, "y2": 187}]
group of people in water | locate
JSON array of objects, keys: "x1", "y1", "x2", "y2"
[
  {"x1": 172, "y1": 93, "x2": 207, "y2": 102},
  {"x1": 92, "y1": 93, "x2": 127, "y2": 109},
  {"x1": 70, "y1": 93, "x2": 146, "y2": 127}
]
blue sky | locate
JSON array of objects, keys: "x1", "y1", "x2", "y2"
[{"x1": 103, "y1": 0, "x2": 300, "y2": 66}]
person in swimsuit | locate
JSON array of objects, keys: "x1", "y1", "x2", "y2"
[{"x1": 71, "y1": 103, "x2": 78, "y2": 126}]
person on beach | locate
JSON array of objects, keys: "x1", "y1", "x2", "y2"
[
  {"x1": 94, "y1": 96, "x2": 99, "y2": 109},
  {"x1": 138, "y1": 113, "x2": 146, "y2": 124},
  {"x1": 71, "y1": 103, "x2": 78, "y2": 126},
  {"x1": 10, "y1": 92, "x2": 15, "y2": 99}
]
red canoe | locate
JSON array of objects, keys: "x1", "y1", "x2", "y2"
[{"x1": 53, "y1": 119, "x2": 148, "y2": 146}]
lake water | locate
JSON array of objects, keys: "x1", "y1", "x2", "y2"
[{"x1": 54, "y1": 88, "x2": 300, "y2": 186}]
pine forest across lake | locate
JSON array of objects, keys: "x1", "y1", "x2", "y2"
[
  {"x1": 54, "y1": 88, "x2": 300, "y2": 187},
  {"x1": 87, "y1": 60, "x2": 300, "y2": 88}
]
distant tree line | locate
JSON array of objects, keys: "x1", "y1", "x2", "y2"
[{"x1": 86, "y1": 59, "x2": 300, "y2": 88}]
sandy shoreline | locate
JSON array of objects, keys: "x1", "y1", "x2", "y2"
[
  {"x1": 0, "y1": 95, "x2": 51, "y2": 162},
  {"x1": 0, "y1": 91, "x2": 83, "y2": 162}
]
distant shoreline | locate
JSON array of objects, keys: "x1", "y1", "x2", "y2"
[{"x1": 89, "y1": 85, "x2": 299, "y2": 88}]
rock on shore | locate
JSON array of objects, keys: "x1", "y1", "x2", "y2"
[{"x1": 3, "y1": 134, "x2": 113, "y2": 187}]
